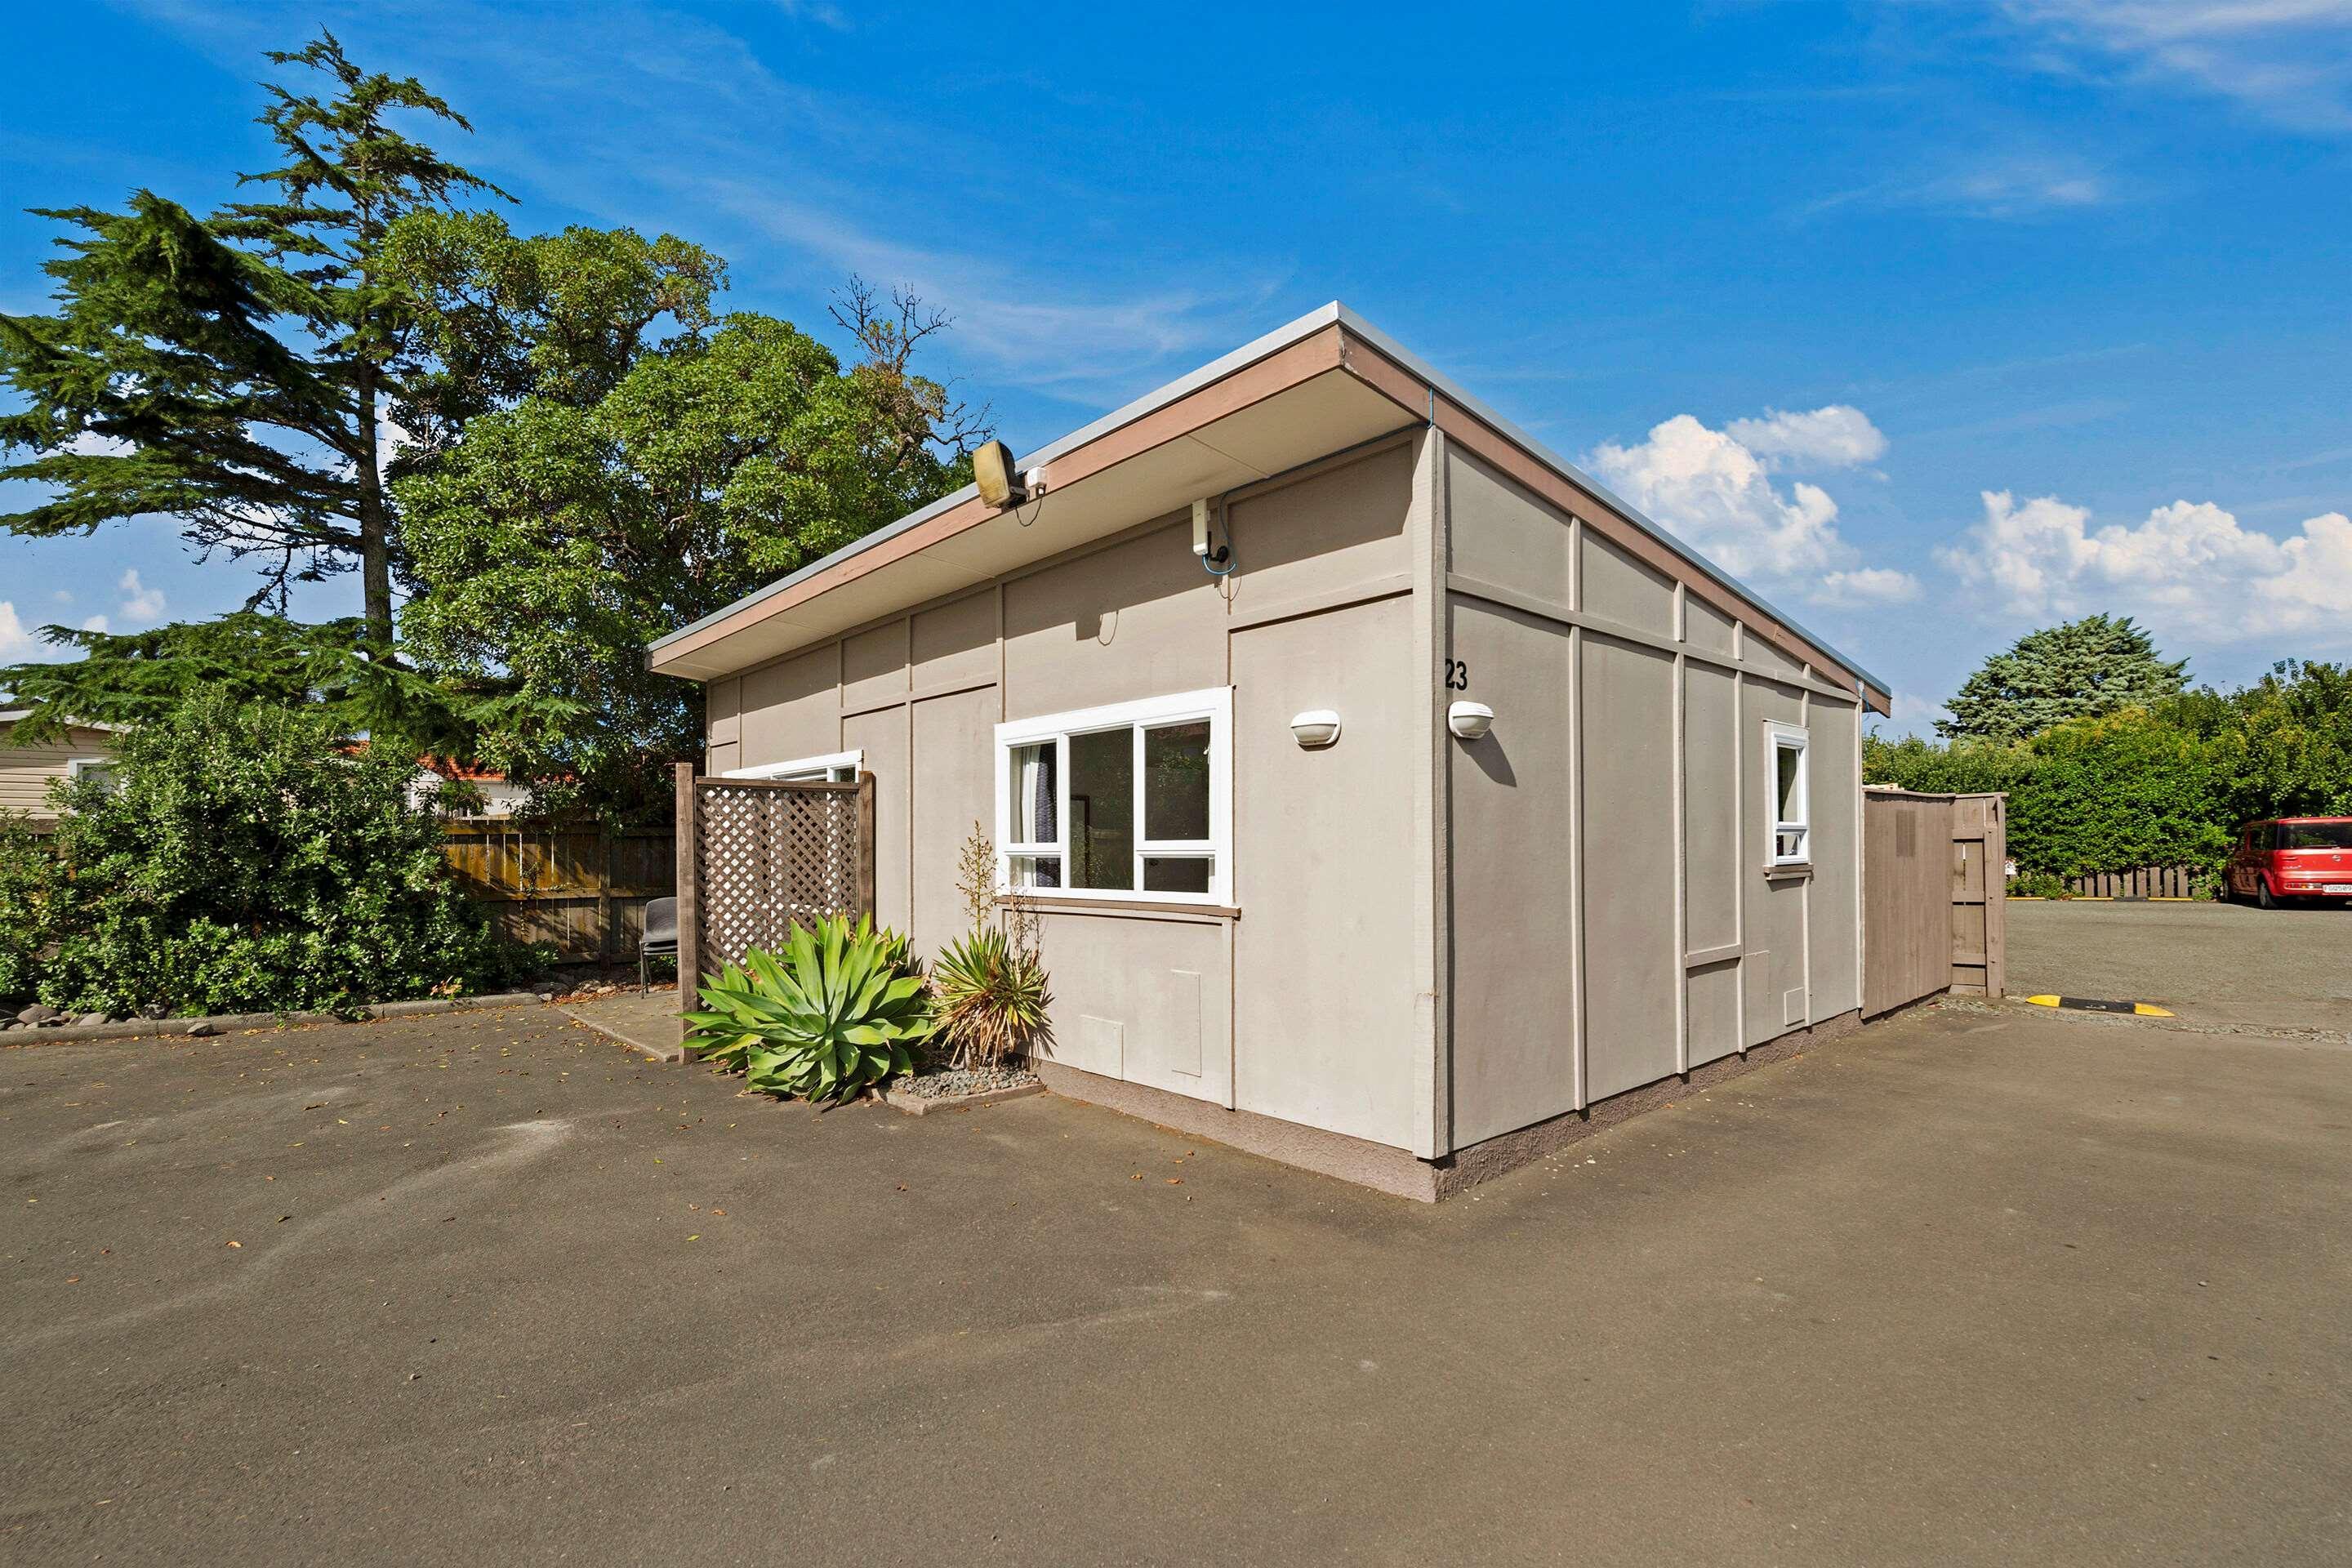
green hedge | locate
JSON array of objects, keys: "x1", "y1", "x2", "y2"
[
  {"x1": 1864, "y1": 660, "x2": 2352, "y2": 883},
  {"x1": 0, "y1": 691, "x2": 545, "y2": 1017}
]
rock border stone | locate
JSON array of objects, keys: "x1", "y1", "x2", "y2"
[
  {"x1": 0, "y1": 991, "x2": 553, "y2": 1046},
  {"x1": 878, "y1": 1080, "x2": 1047, "y2": 1116}
]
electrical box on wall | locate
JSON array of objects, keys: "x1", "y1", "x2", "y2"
[{"x1": 1190, "y1": 498, "x2": 1230, "y2": 568}]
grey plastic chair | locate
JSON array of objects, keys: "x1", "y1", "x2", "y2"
[{"x1": 639, "y1": 897, "x2": 679, "y2": 995}]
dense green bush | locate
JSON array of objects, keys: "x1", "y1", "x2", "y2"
[
  {"x1": 0, "y1": 813, "x2": 52, "y2": 1001},
  {"x1": 1864, "y1": 659, "x2": 2352, "y2": 884},
  {"x1": 7, "y1": 691, "x2": 542, "y2": 1016},
  {"x1": 684, "y1": 915, "x2": 936, "y2": 1103}
]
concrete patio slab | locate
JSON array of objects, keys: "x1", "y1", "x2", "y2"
[{"x1": 559, "y1": 987, "x2": 686, "y2": 1062}]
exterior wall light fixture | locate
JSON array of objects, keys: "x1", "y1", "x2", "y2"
[
  {"x1": 1289, "y1": 710, "x2": 1342, "y2": 748},
  {"x1": 1447, "y1": 701, "x2": 1494, "y2": 741}
]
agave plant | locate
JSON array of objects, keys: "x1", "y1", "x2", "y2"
[
  {"x1": 683, "y1": 915, "x2": 937, "y2": 1103},
  {"x1": 931, "y1": 924, "x2": 1051, "y2": 1069}
]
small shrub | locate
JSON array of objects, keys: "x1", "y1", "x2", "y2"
[
  {"x1": 932, "y1": 925, "x2": 1052, "y2": 1068},
  {"x1": 929, "y1": 822, "x2": 1052, "y2": 1069},
  {"x1": 2007, "y1": 871, "x2": 2073, "y2": 899},
  {"x1": 684, "y1": 915, "x2": 935, "y2": 1103}
]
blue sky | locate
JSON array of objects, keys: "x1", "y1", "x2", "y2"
[{"x1": 5, "y1": 1, "x2": 2351, "y2": 729}]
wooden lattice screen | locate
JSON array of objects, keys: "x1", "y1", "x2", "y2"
[{"x1": 674, "y1": 764, "x2": 875, "y2": 982}]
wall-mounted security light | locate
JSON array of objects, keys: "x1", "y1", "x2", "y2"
[
  {"x1": 974, "y1": 440, "x2": 1027, "y2": 509},
  {"x1": 1289, "y1": 709, "x2": 1342, "y2": 749},
  {"x1": 1447, "y1": 701, "x2": 1494, "y2": 741}
]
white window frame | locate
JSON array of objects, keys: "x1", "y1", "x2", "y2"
[
  {"x1": 66, "y1": 756, "x2": 119, "y2": 804},
  {"x1": 994, "y1": 687, "x2": 1232, "y2": 906},
  {"x1": 1766, "y1": 721, "x2": 1810, "y2": 867},
  {"x1": 723, "y1": 748, "x2": 862, "y2": 784}
]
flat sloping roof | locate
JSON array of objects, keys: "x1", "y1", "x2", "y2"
[{"x1": 649, "y1": 303, "x2": 1891, "y2": 709}]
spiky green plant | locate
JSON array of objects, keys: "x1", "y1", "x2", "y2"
[
  {"x1": 683, "y1": 915, "x2": 936, "y2": 1103},
  {"x1": 931, "y1": 924, "x2": 1051, "y2": 1069}
]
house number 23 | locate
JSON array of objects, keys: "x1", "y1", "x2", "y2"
[{"x1": 1444, "y1": 659, "x2": 1471, "y2": 691}]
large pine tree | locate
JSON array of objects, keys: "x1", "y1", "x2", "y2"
[
  {"x1": 0, "y1": 32, "x2": 496, "y2": 655},
  {"x1": 1938, "y1": 613, "x2": 2189, "y2": 742}
]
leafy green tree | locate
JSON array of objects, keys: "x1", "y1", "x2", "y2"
[
  {"x1": 0, "y1": 32, "x2": 497, "y2": 654},
  {"x1": 2005, "y1": 709, "x2": 2226, "y2": 878},
  {"x1": 0, "y1": 612, "x2": 482, "y2": 757},
  {"x1": 11, "y1": 689, "x2": 538, "y2": 1017},
  {"x1": 1861, "y1": 732, "x2": 2037, "y2": 796},
  {"x1": 395, "y1": 285, "x2": 983, "y2": 818},
  {"x1": 1938, "y1": 614, "x2": 2187, "y2": 742}
]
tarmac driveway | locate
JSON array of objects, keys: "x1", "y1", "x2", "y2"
[
  {"x1": 2007, "y1": 897, "x2": 2352, "y2": 1033},
  {"x1": 4, "y1": 993, "x2": 2349, "y2": 1566}
]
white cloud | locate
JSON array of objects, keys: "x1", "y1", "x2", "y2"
[
  {"x1": 80, "y1": 615, "x2": 110, "y2": 635},
  {"x1": 64, "y1": 430, "x2": 134, "y2": 457},
  {"x1": 1724, "y1": 405, "x2": 1889, "y2": 470},
  {"x1": 1999, "y1": 1, "x2": 2352, "y2": 131},
  {"x1": 1805, "y1": 153, "x2": 2118, "y2": 219},
  {"x1": 1587, "y1": 411, "x2": 1922, "y2": 604},
  {"x1": 1936, "y1": 489, "x2": 2352, "y2": 643},
  {"x1": 0, "y1": 602, "x2": 35, "y2": 659},
  {"x1": 117, "y1": 569, "x2": 166, "y2": 626}
]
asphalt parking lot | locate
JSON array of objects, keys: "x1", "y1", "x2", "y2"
[
  {"x1": 2007, "y1": 897, "x2": 2352, "y2": 1033},
  {"x1": 4, "y1": 956, "x2": 2348, "y2": 1566}
]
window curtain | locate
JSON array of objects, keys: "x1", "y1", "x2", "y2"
[{"x1": 1018, "y1": 743, "x2": 1060, "y2": 887}]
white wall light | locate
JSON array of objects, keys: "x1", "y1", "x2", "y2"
[
  {"x1": 1447, "y1": 701, "x2": 1494, "y2": 741},
  {"x1": 1289, "y1": 709, "x2": 1342, "y2": 748}
]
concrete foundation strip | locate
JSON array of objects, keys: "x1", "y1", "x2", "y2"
[{"x1": 3, "y1": 991, "x2": 553, "y2": 1045}]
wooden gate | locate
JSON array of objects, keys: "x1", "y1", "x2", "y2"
[
  {"x1": 442, "y1": 822, "x2": 674, "y2": 962},
  {"x1": 1862, "y1": 788, "x2": 2007, "y2": 1017},
  {"x1": 674, "y1": 763, "x2": 875, "y2": 984}
]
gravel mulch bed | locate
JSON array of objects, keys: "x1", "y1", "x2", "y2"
[{"x1": 892, "y1": 1061, "x2": 1040, "y2": 1100}]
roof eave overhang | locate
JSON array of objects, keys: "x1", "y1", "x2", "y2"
[{"x1": 648, "y1": 303, "x2": 1894, "y2": 715}]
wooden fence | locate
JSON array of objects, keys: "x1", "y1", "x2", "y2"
[
  {"x1": 441, "y1": 822, "x2": 675, "y2": 963},
  {"x1": 1862, "y1": 788, "x2": 2007, "y2": 1018},
  {"x1": 2064, "y1": 865, "x2": 2198, "y2": 899},
  {"x1": 674, "y1": 763, "x2": 874, "y2": 986}
]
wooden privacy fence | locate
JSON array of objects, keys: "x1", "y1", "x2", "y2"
[
  {"x1": 2065, "y1": 865, "x2": 2198, "y2": 899},
  {"x1": 1862, "y1": 788, "x2": 2007, "y2": 1018},
  {"x1": 674, "y1": 763, "x2": 874, "y2": 985},
  {"x1": 441, "y1": 823, "x2": 675, "y2": 962}
]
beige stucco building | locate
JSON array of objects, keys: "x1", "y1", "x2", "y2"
[{"x1": 652, "y1": 305, "x2": 1893, "y2": 1199}]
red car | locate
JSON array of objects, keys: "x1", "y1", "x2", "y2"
[{"x1": 2224, "y1": 817, "x2": 2352, "y2": 908}]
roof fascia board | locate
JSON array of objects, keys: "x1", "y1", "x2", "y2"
[{"x1": 648, "y1": 303, "x2": 1348, "y2": 659}]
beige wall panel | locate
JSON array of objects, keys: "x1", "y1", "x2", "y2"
[
  {"x1": 1036, "y1": 915, "x2": 1232, "y2": 1104},
  {"x1": 0, "y1": 729, "x2": 114, "y2": 821},
  {"x1": 908, "y1": 688, "x2": 997, "y2": 960},
  {"x1": 706, "y1": 676, "x2": 742, "y2": 744},
  {"x1": 842, "y1": 707, "x2": 910, "y2": 936},
  {"x1": 1740, "y1": 678, "x2": 1808, "y2": 1044},
  {"x1": 706, "y1": 741, "x2": 741, "y2": 776},
  {"x1": 841, "y1": 619, "x2": 911, "y2": 713},
  {"x1": 1232, "y1": 596, "x2": 1419, "y2": 1150},
  {"x1": 1445, "y1": 448, "x2": 1570, "y2": 604},
  {"x1": 1744, "y1": 633, "x2": 1805, "y2": 683},
  {"x1": 1807, "y1": 697, "x2": 1863, "y2": 1017},
  {"x1": 1683, "y1": 663, "x2": 1741, "y2": 954},
  {"x1": 911, "y1": 590, "x2": 997, "y2": 693},
  {"x1": 1686, "y1": 597, "x2": 1736, "y2": 657},
  {"x1": 1579, "y1": 529, "x2": 1675, "y2": 636},
  {"x1": 1225, "y1": 442, "x2": 1413, "y2": 611},
  {"x1": 1686, "y1": 960, "x2": 1740, "y2": 1067},
  {"x1": 738, "y1": 645, "x2": 840, "y2": 767},
  {"x1": 1444, "y1": 597, "x2": 1577, "y2": 1145},
  {"x1": 1001, "y1": 518, "x2": 1227, "y2": 721},
  {"x1": 1580, "y1": 633, "x2": 1681, "y2": 1100}
]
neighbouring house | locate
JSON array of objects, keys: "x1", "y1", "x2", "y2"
[
  {"x1": 0, "y1": 710, "x2": 122, "y2": 830},
  {"x1": 407, "y1": 756, "x2": 535, "y2": 818},
  {"x1": 650, "y1": 304, "x2": 1895, "y2": 1200}
]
